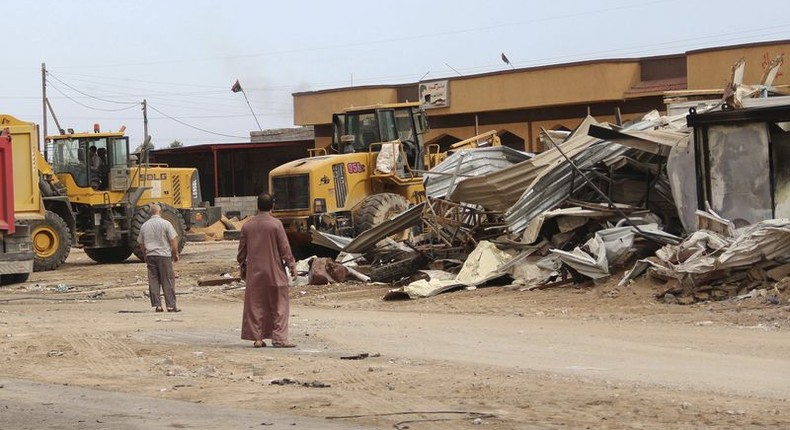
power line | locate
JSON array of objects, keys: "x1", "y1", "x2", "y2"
[
  {"x1": 146, "y1": 103, "x2": 248, "y2": 139},
  {"x1": 47, "y1": 72, "x2": 139, "y2": 105},
  {"x1": 46, "y1": 74, "x2": 263, "y2": 139},
  {"x1": 47, "y1": 81, "x2": 140, "y2": 112},
  {"x1": 46, "y1": 70, "x2": 294, "y2": 114}
]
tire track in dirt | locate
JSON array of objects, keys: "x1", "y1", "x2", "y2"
[
  {"x1": 65, "y1": 328, "x2": 143, "y2": 376},
  {"x1": 293, "y1": 321, "x2": 456, "y2": 422}
]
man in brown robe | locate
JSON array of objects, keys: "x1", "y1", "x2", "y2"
[{"x1": 237, "y1": 193, "x2": 297, "y2": 348}]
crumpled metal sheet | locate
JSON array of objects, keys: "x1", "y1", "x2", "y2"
[
  {"x1": 310, "y1": 228, "x2": 353, "y2": 251},
  {"x1": 588, "y1": 125, "x2": 688, "y2": 156},
  {"x1": 309, "y1": 203, "x2": 424, "y2": 254},
  {"x1": 423, "y1": 146, "x2": 532, "y2": 199},
  {"x1": 455, "y1": 240, "x2": 513, "y2": 285},
  {"x1": 717, "y1": 219, "x2": 790, "y2": 268},
  {"x1": 504, "y1": 139, "x2": 633, "y2": 233},
  {"x1": 520, "y1": 207, "x2": 620, "y2": 245},
  {"x1": 550, "y1": 224, "x2": 670, "y2": 279},
  {"x1": 343, "y1": 202, "x2": 425, "y2": 254},
  {"x1": 385, "y1": 240, "x2": 513, "y2": 300},
  {"x1": 447, "y1": 132, "x2": 602, "y2": 212},
  {"x1": 633, "y1": 219, "x2": 790, "y2": 279},
  {"x1": 503, "y1": 116, "x2": 666, "y2": 234}
]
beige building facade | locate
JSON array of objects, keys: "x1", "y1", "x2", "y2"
[{"x1": 293, "y1": 40, "x2": 790, "y2": 153}]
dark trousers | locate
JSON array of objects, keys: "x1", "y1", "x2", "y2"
[{"x1": 146, "y1": 256, "x2": 176, "y2": 309}]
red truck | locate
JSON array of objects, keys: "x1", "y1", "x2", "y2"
[{"x1": 0, "y1": 128, "x2": 34, "y2": 285}]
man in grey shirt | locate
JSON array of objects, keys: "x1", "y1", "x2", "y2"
[{"x1": 137, "y1": 204, "x2": 180, "y2": 312}]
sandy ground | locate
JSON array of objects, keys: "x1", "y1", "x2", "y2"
[{"x1": 1, "y1": 240, "x2": 790, "y2": 429}]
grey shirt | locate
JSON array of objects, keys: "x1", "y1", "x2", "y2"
[{"x1": 137, "y1": 215, "x2": 178, "y2": 257}]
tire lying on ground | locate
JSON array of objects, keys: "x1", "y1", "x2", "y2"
[
  {"x1": 223, "y1": 230, "x2": 241, "y2": 241},
  {"x1": 26, "y1": 210, "x2": 71, "y2": 272},
  {"x1": 354, "y1": 193, "x2": 410, "y2": 236},
  {"x1": 129, "y1": 203, "x2": 187, "y2": 261},
  {"x1": 185, "y1": 232, "x2": 207, "y2": 242}
]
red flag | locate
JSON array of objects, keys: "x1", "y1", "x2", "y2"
[{"x1": 231, "y1": 79, "x2": 242, "y2": 93}]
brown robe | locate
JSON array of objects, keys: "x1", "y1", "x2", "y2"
[{"x1": 237, "y1": 212, "x2": 296, "y2": 344}]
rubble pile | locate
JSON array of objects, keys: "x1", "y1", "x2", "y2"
[
  {"x1": 303, "y1": 62, "x2": 790, "y2": 306},
  {"x1": 627, "y1": 219, "x2": 790, "y2": 304},
  {"x1": 190, "y1": 216, "x2": 247, "y2": 241}
]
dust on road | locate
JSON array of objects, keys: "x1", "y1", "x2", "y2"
[{"x1": 1, "y1": 241, "x2": 789, "y2": 429}]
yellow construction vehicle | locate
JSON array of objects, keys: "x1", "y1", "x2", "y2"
[
  {"x1": 1, "y1": 114, "x2": 217, "y2": 267},
  {"x1": 2, "y1": 115, "x2": 74, "y2": 272},
  {"x1": 268, "y1": 102, "x2": 499, "y2": 257},
  {"x1": 0, "y1": 128, "x2": 35, "y2": 285}
]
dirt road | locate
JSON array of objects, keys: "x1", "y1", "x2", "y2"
[{"x1": 1, "y1": 241, "x2": 789, "y2": 429}]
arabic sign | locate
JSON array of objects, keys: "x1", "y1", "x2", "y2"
[{"x1": 419, "y1": 80, "x2": 449, "y2": 109}]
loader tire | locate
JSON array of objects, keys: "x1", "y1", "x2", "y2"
[
  {"x1": 84, "y1": 246, "x2": 133, "y2": 264},
  {"x1": 1, "y1": 272, "x2": 31, "y2": 286},
  {"x1": 129, "y1": 203, "x2": 187, "y2": 262},
  {"x1": 27, "y1": 210, "x2": 71, "y2": 272},
  {"x1": 185, "y1": 232, "x2": 207, "y2": 242},
  {"x1": 355, "y1": 193, "x2": 409, "y2": 236}
]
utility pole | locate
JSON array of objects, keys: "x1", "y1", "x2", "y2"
[
  {"x1": 41, "y1": 63, "x2": 63, "y2": 159},
  {"x1": 41, "y1": 63, "x2": 47, "y2": 156},
  {"x1": 141, "y1": 99, "x2": 150, "y2": 164},
  {"x1": 143, "y1": 99, "x2": 148, "y2": 143}
]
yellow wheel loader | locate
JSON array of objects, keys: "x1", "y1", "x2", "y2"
[
  {"x1": 1, "y1": 114, "x2": 218, "y2": 267},
  {"x1": 268, "y1": 102, "x2": 499, "y2": 258},
  {"x1": 43, "y1": 124, "x2": 217, "y2": 264}
]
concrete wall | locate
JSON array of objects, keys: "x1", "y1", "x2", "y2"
[
  {"x1": 215, "y1": 196, "x2": 258, "y2": 219},
  {"x1": 444, "y1": 61, "x2": 641, "y2": 113},
  {"x1": 687, "y1": 41, "x2": 790, "y2": 90},
  {"x1": 293, "y1": 61, "x2": 641, "y2": 127},
  {"x1": 293, "y1": 40, "x2": 790, "y2": 154}
]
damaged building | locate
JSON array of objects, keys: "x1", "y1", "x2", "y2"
[{"x1": 302, "y1": 55, "x2": 790, "y2": 307}]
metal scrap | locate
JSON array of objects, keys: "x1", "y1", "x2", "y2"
[{"x1": 423, "y1": 146, "x2": 532, "y2": 199}]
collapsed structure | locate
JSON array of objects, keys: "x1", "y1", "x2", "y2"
[{"x1": 301, "y1": 58, "x2": 790, "y2": 305}]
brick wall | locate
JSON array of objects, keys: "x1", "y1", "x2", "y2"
[{"x1": 215, "y1": 196, "x2": 258, "y2": 219}]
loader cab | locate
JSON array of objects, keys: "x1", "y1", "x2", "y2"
[
  {"x1": 331, "y1": 103, "x2": 428, "y2": 169},
  {"x1": 48, "y1": 132, "x2": 130, "y2": 191}
]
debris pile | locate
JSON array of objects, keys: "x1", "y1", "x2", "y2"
[
  {"x1": 310, "y1": 109, "x2": 686, "y2": 292},
  {"x1": 189, "y1": 215, "x2": 246, "y2": 241},
  {"x1": 626, "y1": 219, "x2": 790, "y2": 304},
  {"x1": 300, "y1": 59, "x2": 790, "y2": 305}
]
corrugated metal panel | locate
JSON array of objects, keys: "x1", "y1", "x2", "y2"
[
  {"x1": 588, "y1": 125, "x2": 689, "y2": 155},
  {"x1": 503, "y1": 118, "x2": 664, "y2": 234},
  {"x1": 448, "y1": 134, "x2": 602, "y2": 212},
  {"x1": 310, "y1": 228, "x2": 352, "y2": 251},
  {"x1": 423, "y1": 147, "x2": 532, "y2": 199},
  {"x1": 344, "y1": 202, "x2": 425, "y2": 254}
]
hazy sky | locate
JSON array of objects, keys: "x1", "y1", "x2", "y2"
[{"x1": 2, "y1": 0, "x2": 789, "y2": 148}]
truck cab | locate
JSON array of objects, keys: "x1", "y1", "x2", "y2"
[{"x1": 0, "y1": 127, "x2": 34, "y2": 284}]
